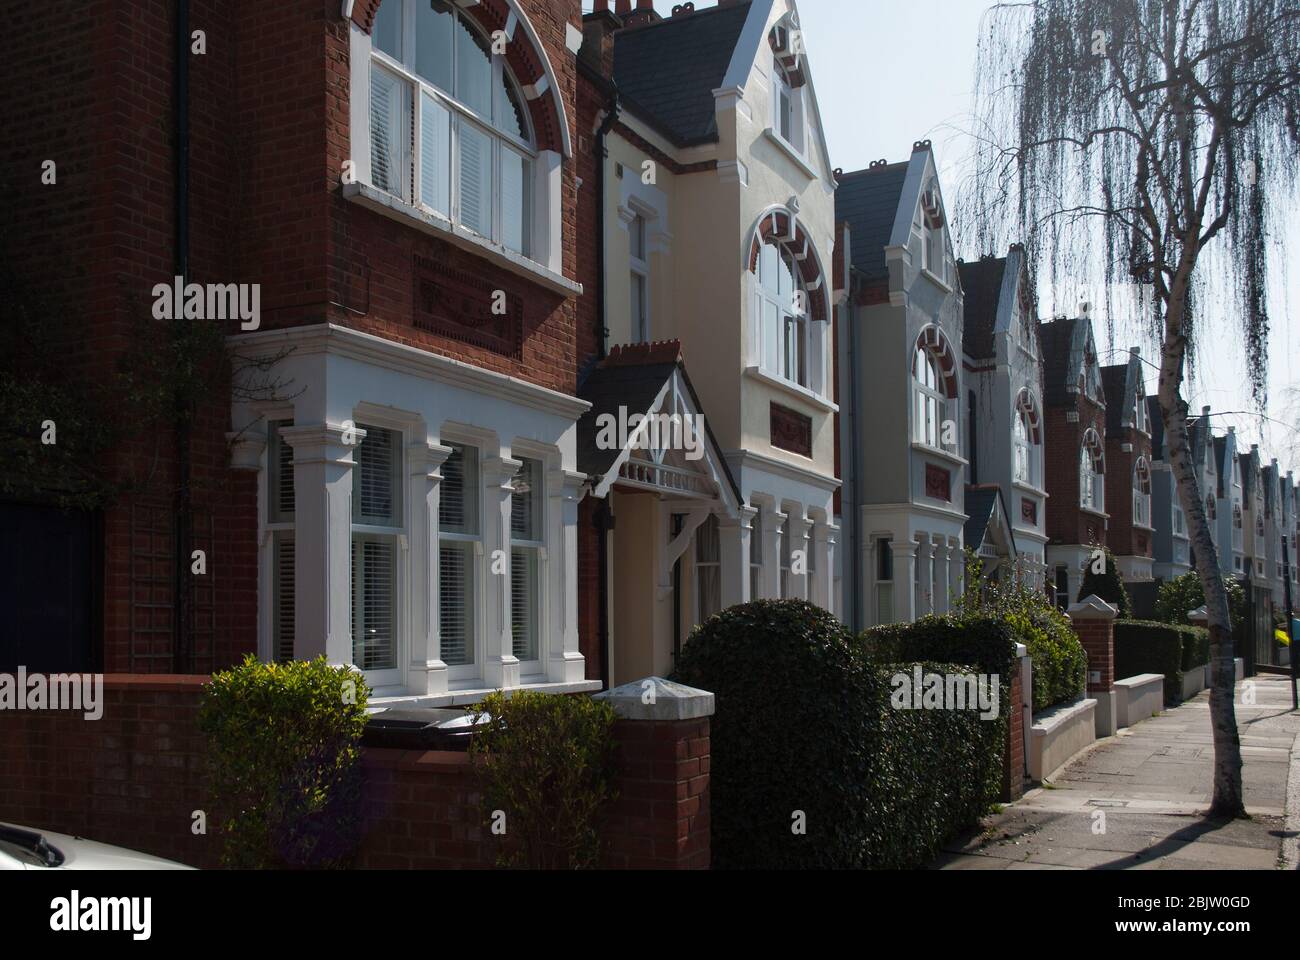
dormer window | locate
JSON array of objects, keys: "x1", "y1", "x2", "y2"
[
  {"x1": 1080, "y1": 428, "x2": 1105, "y2": 511},
  {"x1": 919, "y1": 182, "x2": 945, "y2": 282},
  {"x1": 366, "y1": 0, "x2": 535, "y2": 255}
]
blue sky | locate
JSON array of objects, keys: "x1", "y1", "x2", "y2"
[{"x1": 584, "y1": 0, "x2": 1300, "y2": 474}]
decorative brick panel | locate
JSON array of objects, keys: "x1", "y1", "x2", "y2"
[
  {"x1": 925, "y1": 463, "x2": 952, "y2": 502},
  {"x1": 770, "y1": 403, "x2": 812, "y2": 458},
  {"x1": 1021, "y1": 498, "x2": 1037, "y2": 524}
]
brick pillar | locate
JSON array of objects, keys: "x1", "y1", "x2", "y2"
[
  {"x1": 594, "y1": 677, "x2": 713, "y2": 869},
  {"x1": 1067, "y1": 594, "x2": 1119, "y2": 737},
  {"x1": 1001, "y1": 666, "x2": 1025, "y2": 801}
]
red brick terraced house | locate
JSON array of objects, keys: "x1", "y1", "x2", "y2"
[
  {"x1": 1039, "y1": 315, "x2": 1108, "y2": 610},
  {"x1": 3, "y1": 0, "x2": 610, "y2": 706},
  {"x1": 1099, "y1": 348, "x2": 1154, "y2": 586}
]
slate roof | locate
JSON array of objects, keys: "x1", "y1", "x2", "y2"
[
  {"x1": 834, "y1": 162, "x2": 910, "y2": 282},
  {"x1": 1039, "y1": 317, "x2": 1080, "y2": 406},
  {"x1": 1101, "y1": 364, "x2": 1129, "y2": 436},
  {"x1": 964, "y1": 484, "x2": 1015, "y2": 556},
  {"x1": 612, "y1": 2, "x2": 753, "y2": 148},
  {"x1": 957, "y1": 256, "x2": 1006, "y2": 360}
]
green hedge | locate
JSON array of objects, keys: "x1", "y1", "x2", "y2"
[
  {"x1": 1114, "y1": 620, "x2": 1184, "y2": 706},
  {"x1": 1181, "y1": 626, "x2": 1211, "y2": 673},
  {"x1": 198, "y1": 655, "x2": 370, "y2": 869},
  {"x1": 671, "y1": 602, "x2": 1010, "y2": 869},
  {"x1": 1009, "y1": 609, "x2": 1087, "y2": 711}
]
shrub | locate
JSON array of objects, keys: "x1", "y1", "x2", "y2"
[
  {"x1": 468, "y1": 690, "x2": 618, "y2": 869},
  {"x1": 1181, "y1": 626, "x2": 1211, "y2": 672},
  {"x1": 1077, "y1": 546, "x2": 1132, "y2": 617},
  {"x1": 950, "y1": 556, "x2": 1087, "y2": 711},
  {"x1": 1114, "y1": 620, "x2": 1184, "y2": 705},
  {"x1": 1154, "y1": 570, "x2": 1247, "y2": 627},
  {"x1": 671, "y1": 599, "x2": 882, "y2": 869},
  {"x1": 198, "y1": 655, "x2": 370, "y2": 869}
]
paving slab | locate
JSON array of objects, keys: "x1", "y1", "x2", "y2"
[{"x1": 933, "y1": 676, "x2": 1300, "y2": 870}]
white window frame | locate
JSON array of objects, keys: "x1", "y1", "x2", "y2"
[
  {"x1": 694, "y1": 514, "x2": 722, "y2": 624},
  {"x1": 756, "y1": 239, "x2": 811, "y2": 389},
  {"x1": 438, "y1": 441, "x2": 482, "y2": 681},
  {"x1": 629, "y1": 212, "x2": 650, "y2": 342},
  {"x1": 351, "y1": 422, "x2": 405, "y2": 687},
  {"x1": 1080, "y1": 429, "x2": 1105, "y2": 512},
  {"x1": 509, "y1": 456, "x2": 545, "y2": 672},
  {"x1": 771, "y1": 59, "x2": 803, "y2": 153},
  {"x1": 365, "y1": 0, "x2": 536, "y2": 256},
  {"x1": 1133, "y1": 458, "x2": 1152, "y2": 528},
  {"x1": 913, "y1": 346, "x2": 948, "y2": 449},
  {"x1": 1013, "y1": 399, "x2": 1037, "y2": 486}
]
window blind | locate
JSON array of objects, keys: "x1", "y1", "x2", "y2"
[
  {"x1": 370, "y1": 66, "x2": 410, "y2": 200},
  {"x1": 273, "y1": 534, "x2": 295, "y2": 663},
  {"x1": 269, "y1": 420, "x2": 295, "y2": 522},
  {"x1": 420, "y1": 93, "x2": 451, "y2": 216},
  {"x1": 439, "y1": 541, "x2": 473, "y2": 666},
  {"x1": 355, "y1": 425, "x2": 400, "y2": 525},
  {"x1": 511, "y1": 547, "x2": 538, "y2": 660},
  {"x1": 511, "y1": 458, "x2": 541, "y2": 541},
  {"x1": 440, "y1": 443, "x2": 478, "y2": 534},
  {"x1": 458, "y1": 121, "x2": 492, "y2": 237},
  {"x1": 352, "y1": 537, "x2": 396, "y2": 671}
]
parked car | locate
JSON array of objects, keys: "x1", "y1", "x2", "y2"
[{"x1": 0, "y1": 822, "x2": 194, "y2": 870}]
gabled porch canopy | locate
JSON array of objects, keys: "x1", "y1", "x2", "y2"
[
  {"x1": 577, "y1": 341, "x2": 742, "y2": 517},
  {"x1": 965, "y1": 483, "x2": 1018, "y2": 578}
]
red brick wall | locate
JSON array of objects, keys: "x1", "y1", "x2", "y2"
[
  {"x1": 1105, "y1": 427, "x2": 1154, "y2": 559},
  {"x1": 1044, "y1": 394, "x2": 1107, "y2": 547},
  {"x1": 1074, "y1": 618, "x2": 1116, "y2": 693},
  {"x1": 0, "y1": 676, "x2": 709, "y2": 870}
]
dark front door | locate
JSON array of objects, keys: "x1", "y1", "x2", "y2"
[{"x1": 0, "y1": 502, "x2": 99, "y2": 672}]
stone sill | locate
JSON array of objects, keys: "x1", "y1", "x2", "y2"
[{"x1": 368, "y1": 678, "x2": 603, "y2": 709}]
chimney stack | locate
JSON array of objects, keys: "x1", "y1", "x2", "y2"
[{"x1": 615, "y1": 0, "x2": 631, "y2": 15}]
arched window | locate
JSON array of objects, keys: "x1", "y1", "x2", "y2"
[
  {"x1": 368, "y1": 0, "x2": 534, "y2": 254},
  {"x1": 757, "y1": 239, "x2": 810, "y2": 387},
  {"x1": 913, "y1": 346, "x2": 947, "y2": 448},
  {"x1": 1133, "y1": 457, "x2": 1151, "y2": 527},
  {"x1": 1080, "y1": 428, "x2": 1104, "y2": 511},
  {"x1": 1013, "y1": 390, "x2": 1041, "y2": 486}
]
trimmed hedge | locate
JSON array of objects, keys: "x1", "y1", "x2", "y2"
[
  {"x1": 1009, "y1": 609, "x2": 1087, "y2": 711},
  {"x1": 670, "y1": 602, "x2": 1010, "y2": 869},
  {"x1": 1114, "y1": 620, "x2": 1186, "y2": 706},
  {"x1": 1181, "y1": 626, "x2": 1211, "y2": 673},
  {"x1": 1077, "y1": 546, "x2": 1133, "y2": 617}
]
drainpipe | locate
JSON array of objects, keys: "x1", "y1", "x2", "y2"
[
  {"x1": 593, "y1": 88, "x2": 620, "y2": 360},
  {"x1": 846, "y1": 293, "x2": 863, "y2": 632},
  {"x1": 172, "y1": 0, "x2": 193, "y2": 673}
]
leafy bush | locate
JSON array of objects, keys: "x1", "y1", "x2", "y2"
[
  {"x1": 468, "y1": 690, "x2": 618, "y2": 869},
  {"x1": 950, "y1": 555, "x2": 1087, "y2": 710},
  {"x1": 671, "y1": 599, "x2": 882, "y2": 869},
  {"x1": 1114, "y1": 620, "x2": 1185, "y2": 705},
  {"x1": 198, "y1": 655, "x2": 370, "y2": 869},
  {"x1": 1155, "y1": 570, "x2": 1247, "y2": 628},
  {"x1": 671, "y1": 602, "x2": 1010, "y2": 868},
  {"x1": 1077, "y1": 546, "x2": 1132, "y2": 618}
]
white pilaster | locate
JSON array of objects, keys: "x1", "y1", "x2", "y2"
[
  {"x1": 810, "y1": 518, "x2": 834, "y2": 612},
  {"x1": 409, "y1": 440, "x2": 454, "y2": 697},
  {"x1": 948, "y1": 537, "x2": 964, "y2": 608},
  {"x1": 548, "y1": 468, "x2": 589, "y2": 684},
  {"x1": 762, "y1": 505, "x2": 787, "y2": 599},
  {"x1": 934, "y1": 540, "x2": 951, "y2": 614},
  {"x1": 787, "y1": 508, "x2": 812, "y2": 601},
  {"x1": 718, "y1": 506, "x2": 755, "y2": 609},
  {"x1": 482, "y1": 455, "x2": 523, "y2": 689},
  {"x1": 894, "y1": 539, "x2": 918, "y2": 623}
]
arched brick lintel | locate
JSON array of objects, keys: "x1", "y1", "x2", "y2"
[
  {"x1": 1016, "y1": 387, "x2": 1042, "y2": 443},
  {"x1": 349, "y1": 0, "x2": 571, "y2": 157},
  {"x1": 916, "y1": 325, "x2": 960, "y2": 400},
  {"x1": 748, "y1": 211, "x2": 829, "y2": 324}
]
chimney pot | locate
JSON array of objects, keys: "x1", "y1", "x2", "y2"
[{"x1": 1202, "y1": 406, "x2": 1211, "y2": 416}]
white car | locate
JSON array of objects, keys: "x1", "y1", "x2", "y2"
[{"x1": 0, "y1": 822, "x2": 194, "y2": 870}]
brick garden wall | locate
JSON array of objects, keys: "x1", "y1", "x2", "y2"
[{"x1": 0, "y1": 676, "x2": 710, "y2": 870}]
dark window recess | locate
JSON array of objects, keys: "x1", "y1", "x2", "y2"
[
  {"x1": 924, "y1": 463, "x2": 951, "y2": 502},
  {"x1": 1021, "y1": 498, "x2": 1037, "y2": 524},
  {"x1": 412, "y1": 253, "x2": 523, "y2": 357},
  {"x1": 1054, "y1": 565, "x2": 1070, "y2": 610},
  {"x1": 0, "y1": 503, "x2": 100, "y2": 673},
  {"x1": 770, "y1": 402, "x2": 812, "y2": 457}
]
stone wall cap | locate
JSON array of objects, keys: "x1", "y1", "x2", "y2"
[
  {"x1": 593, "y1": 676, "x2": 715, "y2": 720},
  {"x1": 1187, "y1": 605, "x2": 1209, "y2": 623},
  {"x1": 1067, "y1": 595, "x2": 1119, "y2": 619}
]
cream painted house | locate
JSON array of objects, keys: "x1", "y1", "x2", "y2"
[{"x1": 580, "y1": 0, "x2": 840, "y2": 685}]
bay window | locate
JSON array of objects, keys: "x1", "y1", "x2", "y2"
[
  {"x1": 352, "y1": 425, "x2": 403, "y2": 677},
  {"x1": 438, "y1": 442, "x2": 479, "y2": 669},
  {"x1": 510, "y1": 458, "x2": 543, "y2": 664},
  {"x1": 368, "y1": 0, "x2": 534, "y2": 255}
]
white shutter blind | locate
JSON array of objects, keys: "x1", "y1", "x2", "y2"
[
  {"x1": 511, "y1": 458, "x2": 540, "y2": 541},
  {"x1": 420, "y1": 93, "x2": 451, "y2": 216},
  {"x1": 458, "y1": 122, "x2": 493, "y2": 238},
  {"x1": 273, "y1": 534, "x2": 295, "y2": 662},
  {"x1": 355, "y1": 425, "x2": 399, "y2": 525},
  {"x1": 352, "y1": 537, "x2": 396, "y2": 671},
  {"x1": 511, "y1": 547, "x2": 537, "y2": 660},
  {"x1": 439, "y1": 443, "x2": 478, "y2": 534},
  {"x1": 501, "y1": 147, "x2": 528, "y2": 255},
  {"x1": 439, "y1": 542, "x2": 473, "y2": 665},
  {"x1": 268, "y1": 421, "x2": 295, "y2": 523},
  {"x1": 370, "y1": 67, "x2": 410, "y2": 200}
]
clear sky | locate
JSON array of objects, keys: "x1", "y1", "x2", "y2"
[{"x1": 584, "y1": 0, "x2": 1300, "y2": 476}]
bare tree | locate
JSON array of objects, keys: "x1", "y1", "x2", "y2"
[{"x1": 967, "y1": 0, "x2": 1300, "y2": 818}]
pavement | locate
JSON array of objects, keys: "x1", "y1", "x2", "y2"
[{"x1": 932, "y1": 675, "x2": 1300, "y2": 870}]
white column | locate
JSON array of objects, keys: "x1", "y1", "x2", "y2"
[
  {"x1": 917, "y1": 537, "x2": 935, "y2": 617},
  {"x1": 408, "y1": 440, "x2": 453, "y2": 697},
  {"x1": 788, "y1": 508, "x2": 812, "y2": 601},
  {"x1": 810, "y1": 517, "x2": 834, "y2": 611},
  {"x1": 934, "y1": 540, "x2": 951, "y2": 614},
  {"x1": 282, "y1": 422, "x2": 358, "y2": 668},
  {"x1": 894, "y1": 539, "x2": 918, "y2": 623},
  {"x1": 718, "y1": 506, "x2": 755, "y2": 609},
  {"x1": 548, "y1": 468, "x2": 589, "y2": 684},
  {"x1": 949, "y1": 537, "x2": 964, "y2": 607},
  {"x1": 482, "y1": 455, "x2": 523, "y2": 689},
  {"x1": 762, "y1": 505, "x2": 786, "y2": 599}
]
